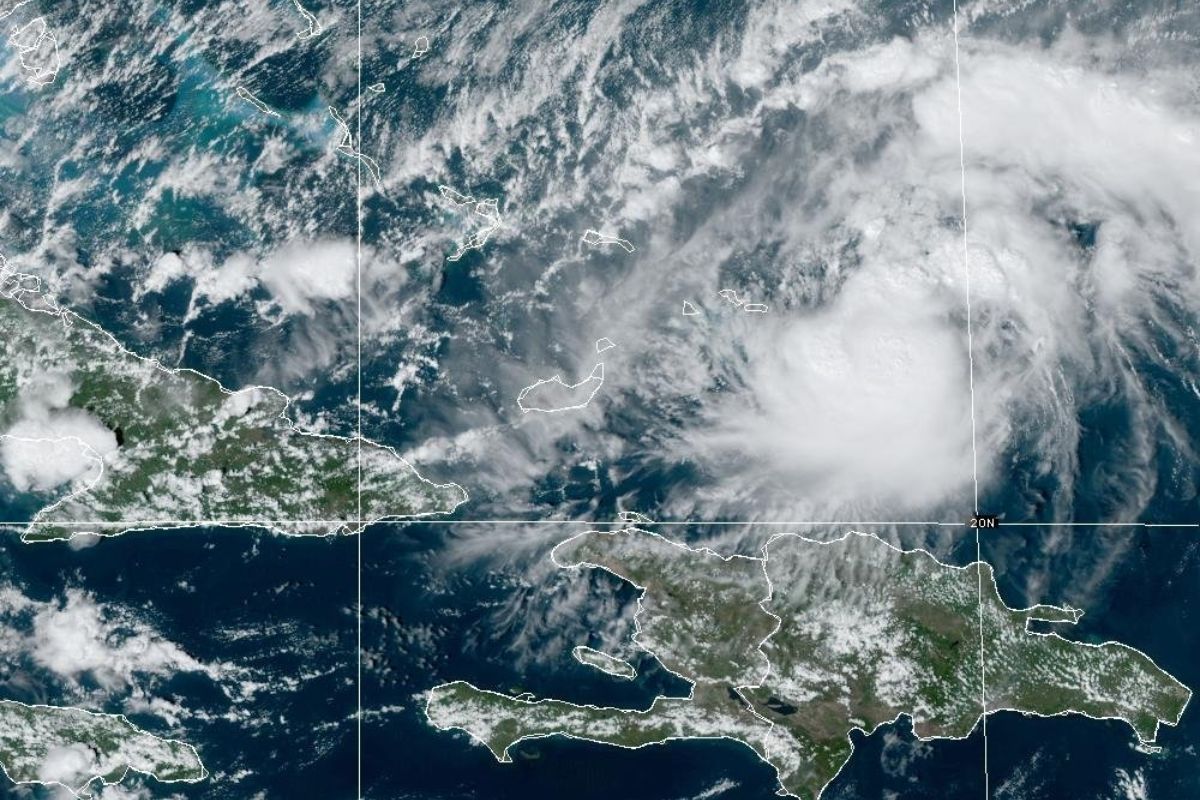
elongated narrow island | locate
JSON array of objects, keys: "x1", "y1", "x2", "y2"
[
  {"x1": 572, "y1": 645, "x2": 637, "y2": 679},
  {"x1": 0, "y1": 262, "x2": 466, "y2": 540}
]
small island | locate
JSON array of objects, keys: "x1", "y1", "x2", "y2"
[
  {"x1": 572, "y1": 645, "x2": 637, "y2": 680},
  {"x1": 426, "y1": 529, "x2": 1192, "y2": 800}
]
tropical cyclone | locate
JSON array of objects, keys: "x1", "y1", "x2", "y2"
[
  {"x1": 426, "y1": 529, "x2": 1192, "y2": 800},
  {"x1": 0, "y1": 700, "x2": 205, "y2": 793},
  {"x1": 0, "y1": 262, "x2": 466, "y2": 540}
]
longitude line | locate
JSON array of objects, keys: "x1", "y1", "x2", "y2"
[
  {"x1": 355, "y1": 0, "x2": 364, "y2": 795},
  {"x1": 950, "y1": 1, "x2": 990, "y2": 797}
]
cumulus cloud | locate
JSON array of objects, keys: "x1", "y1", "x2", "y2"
[
  {"x1": 439, "y1": 16, "x2": 1200, "y2": 523},
  {"x1": 1112, "y1": 768, "x2": 1150, "y2": 800},
  {"x1": 258, "y1": 239, "x2": 356, "y2": 316},
  {"x1": 667, "y1": 31, "x2": 1200, "y2": 518},
  {"x1": 37, "y1": 743, "x2": 94, "y2": 785},
  {"x1": 1, "y1": 371, "x2": 116, "y2": 493},
  {"x1": 94, "y1": 785, "x2": 174, "y2": 800},
  {"x1": 1, "y1": 414, "x2": 115, "y2": 492},
  {"x1": 138, "y1": 239, "x2": 359, "y2": 320},
  {"x1": 0, "y1": 587, "x2": 219, "y2": 691},
  {"x1": 12, "y1": 0, "x2": 1191, "y2": 529}
]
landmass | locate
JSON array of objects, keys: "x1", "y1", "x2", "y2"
[
  {"x1": 718, "y1": 288, "x2": 744, "y2": 306},
  {"x1": 438, "y1": 186, "x2": 502, "y2": 261},
  {"x1": 0, "y1": 261, "x2": 466, "y2": 541},
  {"x1": 718, "y1": 289, "x2": 767, "y2": 313},
  {"x1": 236, "y1": 86, "x2": 279, "y2": 117},
  {"x1": 0, "y1": 700, "x2": 205, "y2": 794},
  {"x1": 516, "y1": 363, "x2": 604, "y2": 413},
  {"x1": 581, "y1": 229, "x2": 635, "y2": 253},
  {"x1": 328, "y1": 107, "x2": 382, "y2": 186},
  {"x1": 426, "y1": 529, "x2": 1192, "y2": 800},
  {"x1": 572, "y1": 645, "x2": 637, "y2": 680},
  {"x1": 291, "y1": 0, "x2": 322, "y2": 40}
]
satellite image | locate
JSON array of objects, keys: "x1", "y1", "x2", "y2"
[{"x1": 0, "y1": 0, "x2": 1198, "y2": 798}]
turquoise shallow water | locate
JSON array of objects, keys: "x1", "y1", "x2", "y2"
[{"x1": 2, "y1": 0, "x2": 1200, "y2": 797}]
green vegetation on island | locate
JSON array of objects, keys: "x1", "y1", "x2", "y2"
[
  {"x1": 425, "y1": 529, "x2": 1192, "y2": 800},
  {"x1": 0, "y1": 262, "x2": 466, "y2": 540},
  {"x1": 0, "y1": 700, "x2": 205, "y2": 792}
]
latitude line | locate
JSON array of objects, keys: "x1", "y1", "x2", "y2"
[
  {"x1": 949, "y1": 2, "x2": 990, "y2": 798},
  {"x1": 2, "y1": 519, "x2": 1199, "y2": 527}
]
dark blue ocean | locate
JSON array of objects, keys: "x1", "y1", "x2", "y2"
[
  {"x1": 2, "y1": 0, "x2": 1199, "y2": 796},
  {"x1": 0, "y1": 521, "x2": 1194, "y2": 799}
]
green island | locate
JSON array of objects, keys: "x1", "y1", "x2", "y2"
[
  {"x1": 425, "y1": 529, "x2": 1192, "y2": 800},
  {"x1": 0, "y1": 262, "x2": 466, "y2": 540},
  {"x1": 0, "y1": 700, "x2": 205, "y2": 792}
]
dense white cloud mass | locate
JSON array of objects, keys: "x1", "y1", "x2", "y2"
[
  {"x1": 1, "y1": 416, "x2": 114, "y2": 492},
  {"x1": 0, "y1": 2, "x2": 1196, "y2": 793},
  {"x1": 258, "y1": 239, "x2": 357, "y2": 315},
  {"x1": 380, "y1": 5, "x2": 1200, "y2": 525},
  {"x1": 140, "y1": 240, "x2": 357, "y2": 319},
  {"x1": 1, "y1": 371, "x2": 116, "y2": 493},
  {"x1": 691, "y1": 266, "x2": 977, "y2": 510},
  {"x1": 36, "y1": 743, "x2": 94, "y2": 785},
  {"x1": 3, "y1": 0, "x2": 1197, "y2": 528},
  {"x1": 0, "y1": 587, "x2": 218, "y2": 690}
]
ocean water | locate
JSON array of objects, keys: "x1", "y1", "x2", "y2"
[
  {"x1": 3, "y1": 0, "x2": 1200, "y2": 797},
  {"x1": 0, "y1": 529, "x2": 358, "y2": 799},
  {"x1": 5, "y1": 520, "x2": 1173, "y2": 798},
  {"x1": 0, "y1": 484, "x2": 1196, "y2": 798},
  {"x1": 357, "y1": 523, "x2": 1199, "y2": 800}
]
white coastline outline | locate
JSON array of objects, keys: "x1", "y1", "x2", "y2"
[
  {"x1": 516, "y1": 362, "x2": 604, "y2": 414},
  {"x1": 424, "y1": 527, "x2": 1192, "y2": 799},
  {"x1": 717, "y1": 289, "x2": 767, "y2": 313},
  {"x1": 0, "y1": 257, "x2": 467, "y2": 542},
  {"x1": 6, "y1": 14, "x2": 59, "y2": 86},
  {"x1": 290, "y1": 0, "x2": 322, "y2": 40},
  {"x1": 0, "y1": 433, "x2": 106, "y2": 516},
  {"x1": 580, "y1": 229, "x2": 635, "y2": 253},
  {"x1": 717, "y1": 289, "x2": 743, "y2": 307},
  {"x1": 0, "y1": 0, "x2": 33, "y2": 22},
  {"x1": 947, "y1": 1, "x2": 988, "y2": 792},
  {"x1": 571, "y1": 645, "x2": 637, "y2": 681},
  {"x1": 426, "y1": 526, "x2": 783, "y2": 786},
  {"x1": 328, "y1": 106, "x2": 382, "y2": 188},
  {"x1": 438, "y1": 185, "x2": 502, "y2": 261},
  {"x1": 235, "y1": 86, "x2": 280, "y2": 117},
  {"x1": 0, "y1": 699, "x2": 208, "y2": 798}
]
